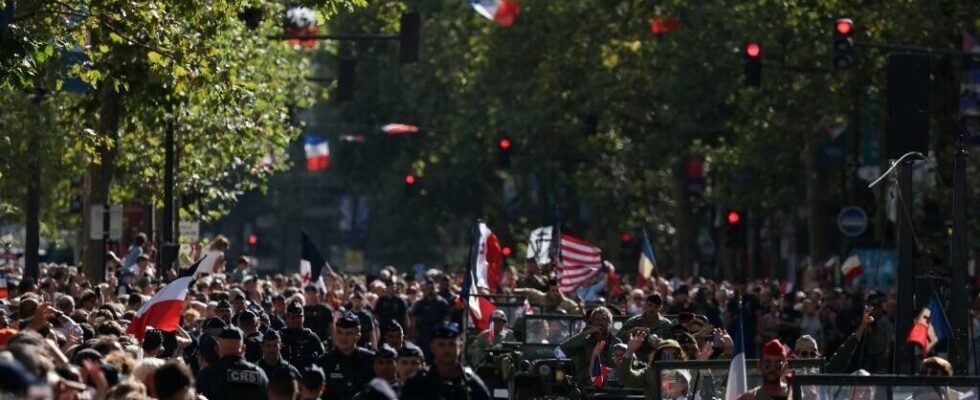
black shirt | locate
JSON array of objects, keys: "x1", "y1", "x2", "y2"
[
  {"x1": 303, "y1": 304, "x2": 334, "y2": 342},
  {"x1": 244, "y1": 331, "x2": 263, "y2": 363},
  {"x1": 279, "y1": 327, "x2": 325, "y2": 369},
  {"x1": 316, "y1": 347, "x2": 376, "y2": 400},
  {"x1": 196, "y1": 355, "x2": 269, "y2": 400},
  {"x1": 375, "y1": 296, "x2": 408, "y2": 327},
  {"x1": 257, "y1": 357, "x2": 300, "y2": 380},
  {"x1": 400, "y1": 365, "x2": 491, "y2": 400},
  {"x1": 412, "y1": 296, "x2": 450, "y2": 342}
]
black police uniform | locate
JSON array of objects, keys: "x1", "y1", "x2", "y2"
[
  {"x1": 303, "y1": 302, "x2": 334, "y2": 343},
  {"x1": 243, "y1": 331, "x2": 263, "y2": 363},
  {"x1": 316, "y1": 314, "x2": 376, "y2": 400},
  {"x1": 400, "y1": 365, "x2": 491, "y2": 400},
  {"x1": 196, "y1": 328, "x2": 269, "y2": 400},
  {"x1": 257, "y1": 356, "x2": 300, "y2": 379},
  {"x1": 399, "y1": 322, "x2": 491, "y2": 400},
  {"x1": 280, "y1": 303, "x2": 326, "y2": 369}
]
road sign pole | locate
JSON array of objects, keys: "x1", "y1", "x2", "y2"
[{"x1": 950, "y1": 139, "x2": 970, "y2": 375}]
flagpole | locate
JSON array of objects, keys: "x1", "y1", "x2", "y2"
[{"x1": 461, "y1": 220, "x2": 480, "y2": 364}]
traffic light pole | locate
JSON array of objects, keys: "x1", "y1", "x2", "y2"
[
  {"x1": 894, "y1": 159, "x2": 916, "y2": 374},
  {"x1": 949, "y1": 137, "x2": 970, "y2": 375}
]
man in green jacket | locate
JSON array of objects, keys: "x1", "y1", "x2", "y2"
[
  {"x1": 467, "y1": 310, "x2": 515, "y2": 366},
  {"x1": 513, "y1": 279, "x2": 582, "y2": 315},
  {"x1": 618, "y1": 293, "x2": 673, "y2": 359},
  {"x1": 559, "y1": 306, "x2": 621, "y2": 389}
]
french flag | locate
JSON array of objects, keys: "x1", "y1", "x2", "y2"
[
  {"x1": 637, "y1": 230, "x2": 657, "y2": 288},
  {"x1": 469, "y1": 0, "x2": 520, "y2": 27},
  {"x1": 906, "y1": 297, "x2": 949, "y2": 356},
  {"x1": 303, "y1": 135, "x2": 330, "y2": 171},
  {"x1": 462, "y1": 221, "x2": 502, "y2": 331},
  {"x1": 591, "y1": 347, "x2": 609, "y2": 388},
  {"x1": 126, "y1": 257, "x2": 204, "y2": 340},
  {"x1": 0, "y1": 270, "x2": 7, "y2": 298}
]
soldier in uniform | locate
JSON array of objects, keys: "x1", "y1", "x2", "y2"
[
  {"x1": 196, "y1": 326, "x2": 269, "y2": 400},
  {"x1": 380, "y1": 319, "x2": 406, "y2": 350},
  {"x1": 400, "y1": 322, "x2": 491, "y2": 400},
  {"x1": 317, "y1": 312, "x2": 376, "y2": 400},
  {"x1": 237, "y1": 309, "x2": 263, "y2": 362},
  {"x1": 396, "y1": 343, "x2": 425, "y2": 381},
  {"x1": 512, "y1": 279, "x2": 582, "y2": 315},
  {"x1": 257, "y1": 330, "x2": 300, "y2": 378},
  {"x1": 617, "y1": 293, "x2": 673, "y2": 360},
  {"x1": 280, "y1": 301, "x2": 325, "y2": 369}
]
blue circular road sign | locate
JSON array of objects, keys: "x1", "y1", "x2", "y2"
[{"x1": 838, "y1": 206, "x2": 868, "y2": 237}]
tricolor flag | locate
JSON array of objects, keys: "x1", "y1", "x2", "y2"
[
  {"x1": 725, "y1": 299, "x2": 747, "y2": 400},
  {"x1": 906, "y1": 297, "x2": 949, "y2": 356},
  {"x1": 591, "y1": 344, "x2": 610, "y2": 388},
  {"x1": 303, "y1": 135, "x2": 330, "y2": 171},
  {"x1": 126, "y1": 257, "x2": 205, "y2": 340},
  {"x1": 380, "y1": 123, "x2": 419, "y2": 136},
  {"x1": 300, "y1": 230, "x2": 331, "y2": 292},
  {"x1": 469, "y1": 0, "x2": 520, "y2": 27},
  {"x1": 841, "y1": 254, "x2": 864, "y2": 283},
  {"x1": 487, "y1": 319, "x2": 496, "y2": 343},
  {"x1": 557, "y1": 234, "x2": 603, "y2": 294},
  {"x1": 0, "y1": 270, "x2": 7, "y2": 298},
  {"x1": 285, "y1": 6, "x2": 318, "y2": 48},
  {"x1": 637, "y1": 230, "x2": 657, "y2": 288},
  {"x1": 462, "y1": 221, "x2": 501, "y2": 331}
]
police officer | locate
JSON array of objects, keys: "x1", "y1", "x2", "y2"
[
  {"x1": 280, "y1": 301, "x2": 325, "y2": 369},
  {"x1": 257, "y1": 331, "x2": 300, "y2": 378},
  {"x1": 237, "y1": 309, "x2": 263, "y2": 362},
  {"x1": 351, "y1": 344, "x2": 399, "y2": 400},
  {"x1": 316, "y1": 312, "x2": 375, "y2": 400},
  {"x1": 197, "y1": 326, "x2": 269, "y2": 400},
  {"x1": 400, "y1": 322, "x2": 491, "y2": 400}
]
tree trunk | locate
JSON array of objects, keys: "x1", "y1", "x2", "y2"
[
  {"x1": 673, "y1": 161, "x2": 694, "y2": 277},
  {"x1": 81, "y1": 80, "x2": 123, "y2": 281},
  {"x1": 803, "y1": 127, "x2": 829, "y2": 265}
]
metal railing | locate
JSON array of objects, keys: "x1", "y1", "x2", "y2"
[
  {"x1": 650, "y1": 358, "x2": 825, "y2": 399},
  {"x1": 791, "y1": 374, "x2": 980, "y2": 400}
]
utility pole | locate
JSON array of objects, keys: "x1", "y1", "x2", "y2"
[{"x1": 24, "y1": 88, "x2": 45, "y2": 281}]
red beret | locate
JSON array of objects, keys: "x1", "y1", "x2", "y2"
[{"x1": 762, "y1": 339, "x2": 788, "y2": 358}]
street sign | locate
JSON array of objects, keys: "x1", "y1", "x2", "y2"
[
  {"x1": 179, "y1": 221, "x2": 200, "y2": 242},
  {"x1": 837, "y1": 206, "x2": 868, "y2": 237},
  {"x1": 89, "y1": 204, "x2": 123, "y2": 240}
]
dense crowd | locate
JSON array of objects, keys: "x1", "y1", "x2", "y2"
[{"x1": 0, "y1": 233, "x2": 970, "y2": 399}]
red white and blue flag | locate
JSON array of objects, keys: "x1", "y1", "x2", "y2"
[
  {"x1": 380, "y1": 123, "x2": 419, "y2": 136},
  {"x1": 126, "y1": 257, "x2": 204, "y2": 340},
  {"x1": 907, "y1": 297, "x2": 949, "y2": 356},
  {"x1": 591, "y1": 349, "x2": 609, "y2": 388},
  {"x1": 637, "y1": 230, "x2": 657, "y2": 288},
  {"x1": 557, "y1": 234, "x2": 603, "y2": 294},
  {"x1": 0, "y1": 270, "x2": 7, "y2": 298},
  {"x1": 469, "y1": 0, "x2": 520, "y2": 27},
  {"x1": 462, "y1": 221, "x2": 502, "y2": 331},
  {"x1": 303, "y1": 135, "x2": 330, "y2": 171}
]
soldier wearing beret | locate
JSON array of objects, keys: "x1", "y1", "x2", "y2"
[
  {"x1": 280, "y1": 301, "x2": 325, "y2": 369},
  {"x1": 316, "y1": 312, "x2": 376, "y2": 400},
  {"x1": 395, "y1": 343, "x2": 425, "y2": 381},
  {"x1": 197, "y1": 326, "x2": 269, "y2": 400},
  {"x1": 400, "y1": 322, "x2": 491, "y2": 400}
]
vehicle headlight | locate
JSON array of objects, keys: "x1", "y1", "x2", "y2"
[{"x1": 538, "y1": 364, "x2": 552, "y2": 377}]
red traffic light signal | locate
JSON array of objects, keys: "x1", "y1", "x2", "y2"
[
  {"x1": 620, "y1": 232, "x2": 634, "y2": 243},
  {"x1": 247, "y1": 234, "x2": 259, "y2": 246},
  {"x1": 404, "y1": 174, "x2": 417, "y2": 185},
  {"x1": 501, "y1": 246, "x2": 513, "y2": 257},
  {"x1": 745, "y1": 42, "x2": 761, "y2": 59},
  {"x1": 498, "y1": 137, "x2": 512, "y2": 151},
  {"x1": 835, "y1": 18, "x2": 853, "y2": 35},
  {"x1": 726, "y1": 210, "x2": 742, "y2": 225}
]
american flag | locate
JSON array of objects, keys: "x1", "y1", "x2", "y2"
[{"x1": 557, "y1": 234, "x2": 603, "y2": 293}]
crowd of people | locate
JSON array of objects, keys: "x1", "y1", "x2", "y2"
[{"x1": 0, "y1": 233, "x2": 971, "y2": 399}]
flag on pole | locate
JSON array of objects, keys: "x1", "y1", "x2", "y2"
[
  {"x1": 841, "y1": 255, "x2": 864, "y2": 283},
  {"x1": 906, "y1": 297, "x2": 949, "y2": 356},
  {"x1": 557, "y1": 234, "x2": 603, "y2": 294},
  {"x1": 126, "y1": 257, "x2": 205, "y2": 340},
  {"x1": 303, "y1": 135, "x2": 331, "y2": 171},
  {"x1": 300, "y1": 230, "x2": 331, "y2": 292},
  {"x1": 638, "y1": 230, "x2": 657, "y2": 288},
  {"x1": 725, "y1": 299, "x2": 747, "y2": 400},
  {"x1": 591, "y1": 346, "x2": 610, "y2": 388},
  {"x1": 526, "y1": 226, "x2": 553, "y2": 265},
  {"x1": 469, "y1": 0, "x2": 520, "y2": 27},
  {"x1": 462, "y1": 221, "x2": 501, "y2": 331}
]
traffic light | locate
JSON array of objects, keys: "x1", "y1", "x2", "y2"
[
  {"x1": 404, "y1": 174, "x2": 417, "y2": 186},
  {"x1": 724, "y1": 209, "x2": 746, "y2": 247},
  {"x1": 399, "y1": 12, "x2": 420, "y2": 63},
  {"x1": 247, "y1": 234, "x2": 259, "y2": 246},
  {"x1": 620, "y1": 231, "x2": 634, "y2": 244},
  {"x1": 744, "y1": 41, "x2": 761, "y2": 86},
  {"x1": 501, "y1": 246, "x2": 513, "y2": 257},
  {"x1": 833, "y1": 18, "x2": 854, "y2": 70},
  {"x1": 726, "y1": 210, "x2": 742, "y2": 226},
  {"x1": 497, "y1": 136, "x2": 512, "y2": 168}
]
